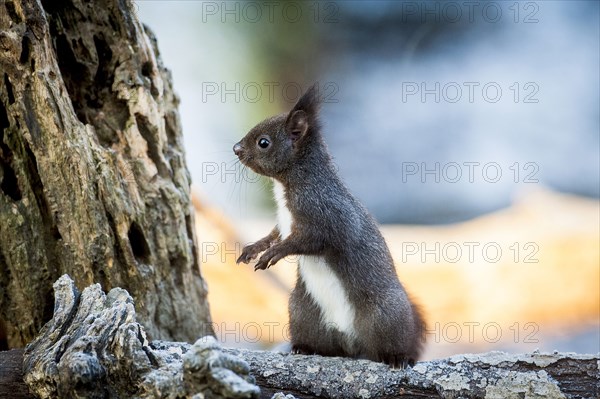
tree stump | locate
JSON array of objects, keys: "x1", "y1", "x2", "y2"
[{"x1": 0, "y1": 0, "x2": 213, "y2": 347}]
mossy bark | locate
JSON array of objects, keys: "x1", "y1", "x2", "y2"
[{"x1": 0, "y1": 0, "x2": 213, "y2": 347}]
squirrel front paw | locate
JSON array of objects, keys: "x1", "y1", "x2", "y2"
[
  {"x1": 236, "y1": 242, "x2": 266, "y2": 264},
  {"x1": 254, "y1": 247, "x2": 286, "y2": 271}
]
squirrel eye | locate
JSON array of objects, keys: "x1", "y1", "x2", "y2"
[{"x1": 258, "y1": 138, "x2": 270, "y2": 149}]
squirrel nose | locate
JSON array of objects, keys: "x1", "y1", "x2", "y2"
[{"x1": 233, "y1": 142, "x2": 243, "y2": 156}]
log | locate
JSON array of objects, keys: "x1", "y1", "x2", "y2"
[
  {"x1": 16, "y1": 275, "x2": 599, "y2": 399},
  {"x1": 0, "y1": 0, "x2": 212, "y2": 347},
  {"x1": 234, "y1": 349, "x2": 599, "y2": 399}
]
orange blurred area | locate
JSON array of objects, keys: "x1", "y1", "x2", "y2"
[{"x1": 193, "y1": 189, "x2": 599, "y2": 359}]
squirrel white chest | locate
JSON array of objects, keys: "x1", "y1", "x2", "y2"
[
  {"x1": 272, "y1": 181, "x2": 356, "y2": 337},
  {"x1": 272, "y1": 181, "x2": 292, "y2": 240}
]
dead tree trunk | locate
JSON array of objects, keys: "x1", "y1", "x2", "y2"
[{"x1": 0, "y1": 0, "x2": 213, "y2": 347}]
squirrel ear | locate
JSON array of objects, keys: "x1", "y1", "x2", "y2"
[
  {"x1": 286, "y1": 110, "x2": 309, "y2": 142},
  {"x1": 290, "y1": 83, "x2": 321, "y2": 117},
  {"x1": 285, "y1": 84, "x2": 321, "y2": 142}
]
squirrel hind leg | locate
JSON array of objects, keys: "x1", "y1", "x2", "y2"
[
  {"x1": 378, "y1": 353, "x2": 416, "y2": 369},
  {"x1": 291, "y1": 344, "x2": 317, "y2": 355},
  {"x1": 291, "y1": 344, "x2": 313, "y2": 355}
]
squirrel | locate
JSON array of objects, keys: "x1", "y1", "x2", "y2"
[{"x1": 233, "y1": 84, "x2": 425, "y2": 368}]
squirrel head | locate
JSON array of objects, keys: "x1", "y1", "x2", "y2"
[{"x1": 233, "y1": 84, "x2": 322, "y2": 179}]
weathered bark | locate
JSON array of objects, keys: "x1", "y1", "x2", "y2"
[
  {"x1": 18, "y1": 275, "x2": 599, "y2": 399},
  {"x1": 0, "y1": 0, "x2": 213, "y2": 347},
  {"x1": 239, "y1": 349, "x2": 599, "y2": 399},
  {"x1": 23, "y1": 275, "x2": 258, "y2": 399}
]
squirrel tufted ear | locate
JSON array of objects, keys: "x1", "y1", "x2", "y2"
[
  {"x1": 290, "y1": 83, "x2": 321, "y2": 117},
  {"x1": 285, "y1": 84, "x2": 321, "y2": 142},
  {"x1": 286, "y1": 110, "x2": 309, "y2": 142}
]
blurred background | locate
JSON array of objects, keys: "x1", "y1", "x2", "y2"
[{"x1": 137, "y1": 1, "x2": 599, "y2": 360}]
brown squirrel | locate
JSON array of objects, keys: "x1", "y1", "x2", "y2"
[{"x1": 233, "y1": 85, "x2": 425, "y2": 368}]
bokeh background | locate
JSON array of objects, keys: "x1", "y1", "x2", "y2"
[{"x1": 137, "y1": 1, "x2": 599, "y2": 360}]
